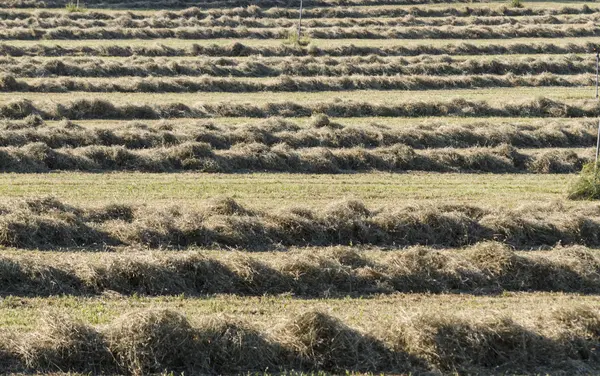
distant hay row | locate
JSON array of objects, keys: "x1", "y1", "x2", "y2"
[
  {"x1": 2, "y1": 24, "x2": 600, "y2": 40},
  {"x1": 2, "y1": 4, "x2": 595, "y2": 19},
  {"x1": 4, "y1": 13, "x2": 600, "y2": 29},
  {"x1": 5, "y1": 305, "x2": 600, "y2": 374},
  {"x1": 1, "y1": 41, "x2": 595, "y2": 57},
  {"x1": 2, "y1": 243, "x2": 600, "y2": 296},
  {"x1": 0, "y1": 0, "x2": 511, "y2": 10},
  {"x1": 3, "y1": 197, "x2": 600, "y2": 249},
  {"x1": 1, "y1": 116, "x2": 596, "y2": 150},
  {"x1": 0, "y1": 74, "x2": 594, "y2": 93},
  {"x1": 2, "y1": 55, "x2": 595, "y2": 78},
  {"x1": 2, "y1": 97, "x2": 600, "y2": 120},
  {"x1": 0, "y1": 141, "x2": 590, "y2": 173}
]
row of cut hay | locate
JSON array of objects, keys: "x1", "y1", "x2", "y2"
[
  {"x1": 2, "y1": 24, "x2": 600, "y2": 40},
  {"x1": 3, "y1": 97, "x2": 600, "y2": 120},
  {"x1": 1, "y1": 40, "x2": 596, "y2": 57},
  {"x1": 8, "y1": 305, "x2": 600, "y2": 375},
  {"x1": 3, "y1": 196, "x2": 600, "y2": 249},
  {"x1": 0, "y1": 0, "x2": 506, "y2": 10},
  {"x1": 6, "y1": 13, "x2": 600, "y2": 29},
  {"x1": 0, "y1": 141, "x2": 589, "y2": 173},
  {"x1": 2, "y1": 116, "x2": 597, "y2": 150},
  {"x1": 4, "y1": 55, "x2": 597, "y2": 78},
  {"x1": 3, "y1": 243, "x2": 600, "y2": 297},
  {"x1": 2, "y1": 5, "x2": 596, "y2": 21},
  {"x1": 1, "y1": 74, "x2": 594, "y2": 93}
]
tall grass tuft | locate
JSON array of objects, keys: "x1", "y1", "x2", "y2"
[
  {"x1": 283, "y1": 30, "x2": 311, "y2": 47},
  {"x1": 568, "y1": 162, "x2": 600, "y2": 200},
  {"x1": 65, "y1": 2, "x2": 85, "y2": 12},
  {"x1": 509, "y1": 0, "x2": 524, "y2": 8}
]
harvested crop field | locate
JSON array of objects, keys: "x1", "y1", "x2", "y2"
[{"x1": 1, "y1": 0, "x2": 600, "y2": 374}]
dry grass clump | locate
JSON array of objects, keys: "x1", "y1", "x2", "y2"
[
  {"x1": 195, "y1": 316, "x2": 281, "y2": 374},
  {"x1": 0, "y1": 256, "x2": 85, "y2": 296},
  {"x1": 552, "y1": 306, "x2": 600, "y2": 362},
  {"x1": 106, "y1": 309, "x2": 197, "y2": 375},
  {"x1": 401, "y1": 314, "x2": 556, "y2": 373},
  {"x1": 310, "y1": 113, "x2": 330, "y2": 128},
  {"x1": 277, "y1": 310, "x2": 393, "y2": 371},
  {"x1": 17, "y1": 313, "x2": 113, "y2": 373},
  {"x1": 0, "y1": 197, "x2": 117, "y2": 249},
  {"x1": 388, "y1": 247, "x2": 484, "y2": 292},
  {"x1": 204, "y1": 195, "x2": 252, "y2": 216},
  {"x1": 568, "y1": 162, "x2": 600, "y2": 200}
]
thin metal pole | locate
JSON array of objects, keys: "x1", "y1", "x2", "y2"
[
  {"x1": 596, "y1": 51, "x2": 600, "y2": 170},
  {"x1": 297, "y1": 0, "x2": 303, "y2": 39},
  {"x1": 596, "y1": 119, "x2": 600, "y2": 165},
  {"x1": 596, "y1": 52, "x2": 600, "y2": 99}
]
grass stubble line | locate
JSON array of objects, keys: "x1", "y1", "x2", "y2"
[
  {"x1": 0, "y1": 171, "x2": 570, "y2": 208},
  {"x1": 3, "y1": 196, "x2": 600, "y2": 250}
]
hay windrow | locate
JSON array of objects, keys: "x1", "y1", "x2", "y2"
[
  {"x1": 2, "y1": 40, "x2": 598, "y2": 58},
  {"x1": 0, "y1": 142, "x2": 591, "y2": 174},
  {"x1": 0, "y1": 5, "x2": 596, "y2": 20},
  {"x1": 1, "y1": 55, "x2": 598, "y2": 77},
  {"x1": 0, "y1": 74, "x2": 595, "y2": 94},
  {"x1": 2, "y1": 97, "x2": 598, "y2": 121},
  {"x1": 7, "y1": 306, "x2": 600, "y2": 374},
  {"x1": 0, "y1": 117, "x2": 595, "y2": 150},
  {"x1": 2, "y1": 24, "x2": 600, "y2": 40},
  {"x1": 2, "y1": 242, "x2": 600, "y2": 297},
  {"x1": 4, "y1": 197, "x2": 600, "y2": 250}
]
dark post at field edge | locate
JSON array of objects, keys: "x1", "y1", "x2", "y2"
[
  {"x1": 298, "y1": 0, "x2": 304, "y2": 39},
  {"x1": 596, "y1": 50, "x2": 600, "y2": 168}
]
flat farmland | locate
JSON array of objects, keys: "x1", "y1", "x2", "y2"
[{"x1": 1, "y1": 0, "x2": 600, "y2": 374}]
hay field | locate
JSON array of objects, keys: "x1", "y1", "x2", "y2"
[{"x1": 1, "y1": 0, "x2": 600, "y2": 374}]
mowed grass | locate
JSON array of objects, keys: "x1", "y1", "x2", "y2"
[
  {"x1": 2, "y1": 1, "x2": 600, "y2": 375},
  {"x1": 1, "y1": 86, "x2": 596, "y2": 106},
  {"x1": 0, "y1": 292, "x2": 595, "y2": 330},
  {"x1": 48, "y1": 116, "x2": 587, "y2": 128},
  {"x1": 0, "y1": 172, "x2": 573, "y2": 207},
  {"x1": 3, "y1": 36, "x2": 598, "y2": 48}
]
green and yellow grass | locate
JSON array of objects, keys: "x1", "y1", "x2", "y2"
[{"x1": 1, "y1": 0, "x2": 600, "y2": 374}]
